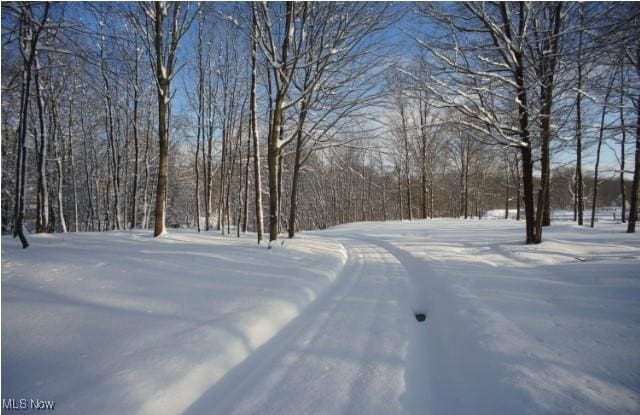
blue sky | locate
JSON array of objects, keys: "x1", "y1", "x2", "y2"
[{"x1": 1, "y1": 2, "x2": 632, "y2": 178}]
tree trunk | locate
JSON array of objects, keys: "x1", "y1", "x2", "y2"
[
  {"x1": 80, "y1": 90, "x2": 95, "y2": 230},
  {"x1": 251, "y1": 10, "x2": 264, "y2": 243},
  {"x1": 51, "y1": 99, "x2": 67, "y2": 233},
  {"x1": 142, "y1": 103, "x2": 151, "y2": 230},
  {"x1": 576, "y1": 8, "x2": 585, "y2": 226},
  {"x1": 266, "y1": 2, "x2": 294, "y2": 243},
  {"x1": 288, "y1": 120, "x2": 305, "y2": 238},
  {"x1": 218, "y1": 116, "x2": 227, "y2": 234},
  {"x1": 520, "y1": 146, "x2": 535, "y2": 242},
  {"x1": 130, "y1": 48, "x2": 141, "y2": 229},
  {"x1": 534, "y1": 4, "x2": 562, "y2": 238},
  {"x1": 463, "y1": 138, "x2": 470, "y2": 219},
  {"x1": 99, "y1": 31, "x2": 122, "y2": 231},
  {"x1": 225, "y1": 117, "x2": 242, "y2": 235},
  {"x1": 206, "y1": 79, "x2": 214, "y2": 231},
  {"x1": 515, "y1": 153, "x2": 521, "y2": 221},
  {"x1": 277, "y1": 142, "x2": 284, "y2": 234},
  {"x1": 150, "y1": 2, "x2": 187, "y2": 236},
  {"x1": 67, "y1": 91, "x2": 79, "y2": 231},
  {"x1": 13, "y1": 4, "x2": 49, "y2": 246},
  {"x1": 400, "y1": 101, "x2": 412, "y2": 220},
  {"x1": 513, "y1": 34, "x2": 536, "y2": 243},
  {"x1": 619, "y1": 63, "x2": 627, "y2": 223},
  {"x1": 504, "y1": 153, "x2": 509, "y2": 219},
  {"x1": 535, "y1": 78, "x2": 551, "y2": 235},
  {"x1": 34, "y1": 57, "x2": 48, "y2": 233},
  {"x1": 397, "y1": 164, "x2": 403, "y2": 220},
  {"x1": 242, "y1": 121, "x2": 250, "y2": 233},
  {"x1": 627, "y1": 104, "x2": 639, "y2": 232},
  {"x1": 591, "y1": 73, "x2": 615, "y2": 228},
  {"x1": 626, "y1": 46, "x2": 639, "y2": 233},
  {"x1": 268, "y1": 103, "x2": 283, "y2": 242},
  {"x1": 195, "y1": 115, "x2": 201, "y2": 232},
  {"x1": 429, "y1": 163, "x2": 434, "y2": 218},
  {"x1": 419, "y1": 94, "x2": 428, "y2": 219},
  {"x1": 13, "y1": 22, "x2": 36, "y2": 247},
  {"x1": 154, "y1": 73, "x2": 169, "y2": 236}
]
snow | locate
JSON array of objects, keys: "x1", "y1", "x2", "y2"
[
  {"x1": 484, "y1": 208, "x2": 627, "y2": 222},
  {"x1": 323, "y1": 220, "x2": 640, "y2": 414},
  {"x1": 2, "y1": 231, "x2": 346, "y2": 414},
  {"x1": 2, "y1": 220, "x2": 639, "y2": 414}
]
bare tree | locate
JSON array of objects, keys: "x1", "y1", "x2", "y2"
[
  {"x1": 627, "y1": 43, "x2": 640, "y2": 233},
  {"x1": 10, "y1": 3, "x2": 50, "y2": 248},
  {"x1": 1, "y1": 2, "x2": 635, "y2": 242},
  {"x1": 574, "y1": 5, "x2": 585, "y2": 226},
  {"x1": 135, "y1": 1, "x2": 197, "y2": 236},
  {"x1": 413, "y1": 3, "x2": 540, "y2": 242},
  {"x1": 533, "y1": 3, "x2": 564, "y2": 238},
  {"x1": 250, "y1": 7, "x2": 265, "y2": 242}
]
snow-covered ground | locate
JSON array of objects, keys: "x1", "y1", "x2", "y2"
[
  {"x1": 2, "y1": 220, "x2": 639, "y2": 414},
  {"x1": 2, "y1": 231, "x2": 347, "y2": 414},
  {"x1": 484, "y1": 208, "x2": 626, "y2": 222}
]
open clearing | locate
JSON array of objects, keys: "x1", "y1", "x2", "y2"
[{"x1": 2, "y1": 220, "x2": 639, "y2": 414}]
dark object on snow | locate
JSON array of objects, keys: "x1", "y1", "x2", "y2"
[{"x1": 415, "y1": 313, "x2": 426, "y2": 322}]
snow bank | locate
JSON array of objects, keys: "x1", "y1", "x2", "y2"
[{"x1": 2, "y1": 230, "x2": 347, "y2": 414}]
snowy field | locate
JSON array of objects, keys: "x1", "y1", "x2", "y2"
[
  {"x1": 2, "y1": 220, "x2": 639, "y2": 414},
  {"x1": 484, "y1": 208, "x2": 626, "y2": 222}
]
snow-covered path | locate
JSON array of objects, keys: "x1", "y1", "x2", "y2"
[
  {"x1": 3, "y1": 220, "x2": 640, "y2": 414},
  {"x1": 185, "y1": 238, "x2": 412, "y2": 414},
  {"x1": 174, "y1": 222, "x2": 640, "y2": 415},
  {"x1": 322, "y1": 221, "x2": 640, "y2": 414}
]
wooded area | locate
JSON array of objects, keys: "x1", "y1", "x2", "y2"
[{"x1": 2, "y1": 2, "x2": 639, "y2": 248}]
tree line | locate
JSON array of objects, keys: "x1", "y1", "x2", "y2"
[{"x1": 2, "y1": 2, "x2": 638, "y2": 248}]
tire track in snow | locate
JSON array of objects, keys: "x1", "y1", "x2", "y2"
[
  {"x1": 364, "y1": 236, "x2": 531, "y2": 415},
  {"x1": 184, "y1": 239, "x2": 364, "y2": 414},
  {"x1": 184, "y1": 237, "x2": 413, "y2": 415},
  {"x1": 350, "y1": 235, "x2": 434, "y2": 415}
]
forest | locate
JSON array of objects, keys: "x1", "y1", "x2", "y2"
[
  {"x1": 2, "y1": 2, "x2": 639, "y2": 247},
  {"x1": 3, "y1": 3, "x2": 640, "y2": 414}
]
